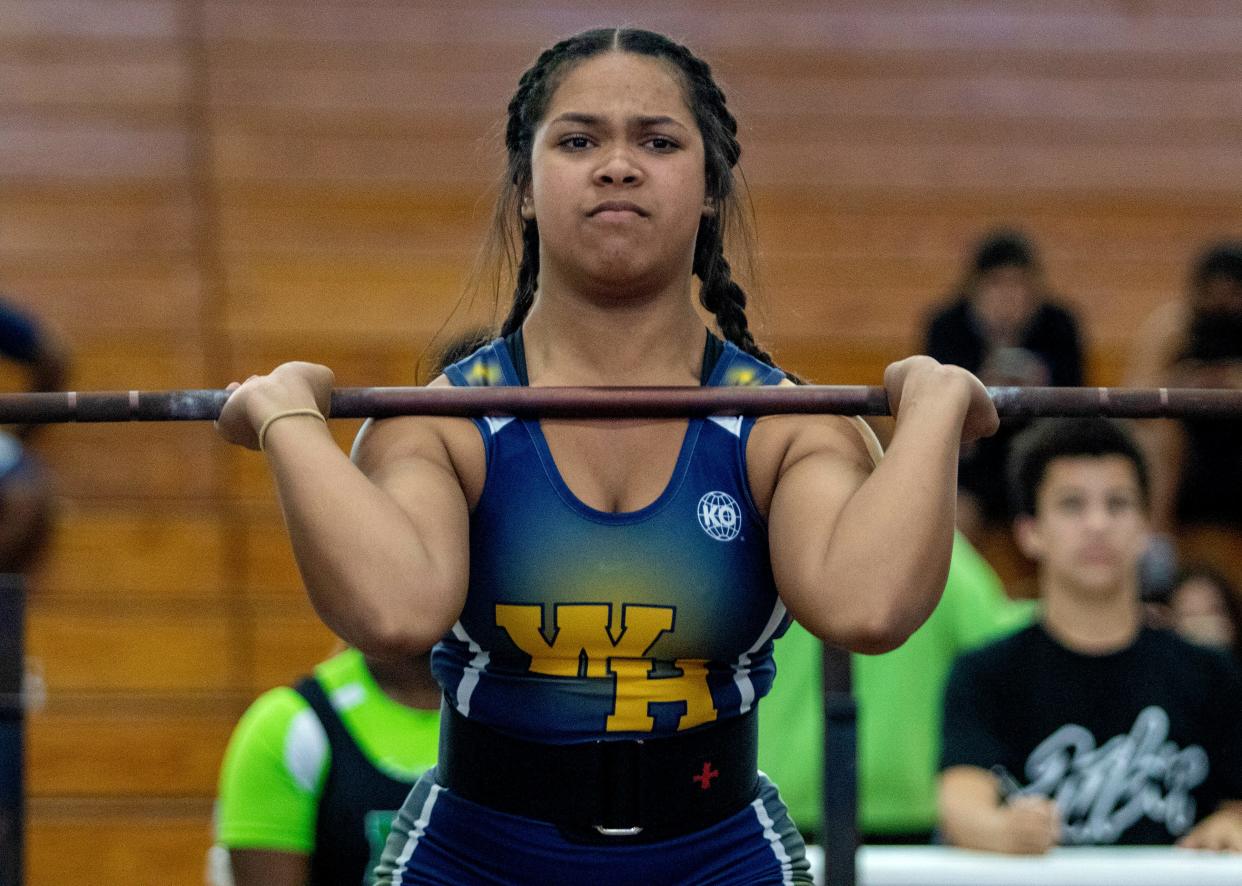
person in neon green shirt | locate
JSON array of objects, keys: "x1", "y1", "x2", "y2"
[
  {"x1": 759, "y1": 532, "x2": 1033, "y2": 842},
  {"x1": 210, "y1": 647, "x2": 440, "y2": 886}
]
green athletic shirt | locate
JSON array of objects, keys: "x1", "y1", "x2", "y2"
[
  {"x1": 758, "y1": 533, "x2": 1034, "y2": 836},
  {"x1": 215, "y1": 648, "x2": 440, "y2": 852}
]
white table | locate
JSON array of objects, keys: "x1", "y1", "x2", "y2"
[{"x1": 804, "y1": 845, "x2": 1242, "y2": 885}]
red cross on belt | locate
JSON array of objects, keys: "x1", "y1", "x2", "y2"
[{"x1": 693, "y1": 761, "x2": 720, "y2": 790}]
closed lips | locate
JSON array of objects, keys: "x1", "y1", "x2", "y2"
[{"x1": 589, "y1": 202, "x2": 648, "y2": 216}]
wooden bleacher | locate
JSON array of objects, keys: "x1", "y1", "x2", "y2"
[{"x1": 3, "y1": 2, "x2": 1242, "y2": 881}]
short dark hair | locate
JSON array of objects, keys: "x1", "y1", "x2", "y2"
[
  {"x1": 973, "y1": 230, "x2": 1038, "y2": 275},
  {"x1": 1191, "y1": 241, "x2": 1242, "y2": 291},
  {"x1": 1007, "y1": 417, "x2": 1149, "y2": 517}
]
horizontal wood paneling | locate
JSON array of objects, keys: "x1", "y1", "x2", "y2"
[
  {"x1": 26, "y1": 602, "x2": 242, "y2": 693},
  {"x1": 33, "y1": 509, "x2": 227, "y2": 598},
  {"x1": 27, "y1": 803, "x2": 213, "y2": 886},
  {"x1": 27, "y1": 709, "x2": 234, "y2": 796}
]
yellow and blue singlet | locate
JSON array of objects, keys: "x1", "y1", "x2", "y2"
[{"x1": 435, "y1": 334, "x2": 791, "y2": 744}]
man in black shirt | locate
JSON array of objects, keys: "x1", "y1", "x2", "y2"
[{"x1": 939, "y1": 418, "x2": 1242, "y2": 852}]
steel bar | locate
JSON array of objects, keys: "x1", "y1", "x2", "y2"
[{"x1": 3, "y1": 385, "x2": 1242, "y2": 424}]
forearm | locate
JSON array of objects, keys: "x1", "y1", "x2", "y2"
[
  {"x1": 940, "y1": 789, "x2": 1009, "y2": 852},
  {"x1": 263, "y1": 417, "x2": 465, "y2": 656},
  {"x1": 939, "y1": 767, "x2": 1060, "y2": 855}
]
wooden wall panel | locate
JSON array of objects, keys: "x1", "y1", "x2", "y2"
[
  {"x1": 33, "y1": 509, "x2": 227, "y2": 598},
  {"x1": 27, "y1": 806, "x2": 213, "y2": 886},
  {"x1": 27, "y1": 710, "x2": 234, "y2": 796},
  {"x1": 26, "y1": 602, "x2": 241, "y2": 693}
]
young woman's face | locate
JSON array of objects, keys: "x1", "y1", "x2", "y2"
[{"x1": 525, "y1": 52, "x2": 708, "y2": 296}]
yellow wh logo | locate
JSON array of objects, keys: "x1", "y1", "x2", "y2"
[{"x1": 494, "y1": 602, "x2": 718, "y2": 733}]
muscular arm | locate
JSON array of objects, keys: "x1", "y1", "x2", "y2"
[
  {"x1": 217, "y1": 366, "x2": 474, "y2": 657},
  {"x1": 755, "y1": 360, "x2": 994, "y2": 653}
]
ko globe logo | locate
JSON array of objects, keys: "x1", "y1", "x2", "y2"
[{"x1": 697, "y1": 491, "x2": 741, "y2": 542}]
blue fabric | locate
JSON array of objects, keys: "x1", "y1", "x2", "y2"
[
  {"x1": 376, "y1": 770, "x2": 811, "y2": 885},
  {"x1": 433, "y1": 338, "x2": 790, "y2": 743},
  {"x1": 0, "y1": 300, "x2": 42, "y2": 364}
]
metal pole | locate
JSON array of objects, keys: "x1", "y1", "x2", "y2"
[
  {"x1": 2, "y1": 384, "x2": 1242, "y2": 423},
  {"x1": 0, "y1": 574, "x2": 24, "y2": 886},
  {"x1": 821, "y1": 643, "x2": 856, "y2": 886}
]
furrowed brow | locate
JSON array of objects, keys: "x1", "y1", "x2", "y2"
[{"x1": 548, "y1": 113, "x2": 690, "y2": 132}]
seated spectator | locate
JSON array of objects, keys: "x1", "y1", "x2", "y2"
[
  {"x1": 0, "y1": 294, "x2": 69, "y2": 573},
  {"x1": 1162, "y1": 565, "x2": 1242, "y2": 667},
  {"x1": 1126, "y1": 242, "x2": 1242, "y2": 593},
  {"x1": 923, "y1": 230, "x2": 1085, "y2": 545},
  {"x1": 210, "y1": 647, "x2": 441, "y2": 886},
  {"x1": 939, "y1": 418, "x2": 1242, "y2": 852},
  {"x1": 758, "y1": 532, "x2": 1033, "y2": 843}
]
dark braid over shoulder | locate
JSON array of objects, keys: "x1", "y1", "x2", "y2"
[{"x1": 487, "y1": 28, "x2": 784, "y2": 370}]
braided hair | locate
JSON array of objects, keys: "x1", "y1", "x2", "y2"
[{"x1": 485, "y1": 28, "x2": 779, "y2": 369}]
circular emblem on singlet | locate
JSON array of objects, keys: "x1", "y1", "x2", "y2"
[{"x1": 697, "y1": 491, "x2": 741, "y2": 542}]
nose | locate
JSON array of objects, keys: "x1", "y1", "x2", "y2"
[
  {"x1": 1082, "y1": 501, "x2": 1112, "y2": 533},
  {"x1": 593, "y1": 146, "x2": 642, "y2": 187}
]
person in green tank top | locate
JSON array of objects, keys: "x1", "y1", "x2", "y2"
[
  {"x1": 758, "y1": 532, "x2": 1033, "y2": 842},
  {"x1": 209, "y1": 647, "x2": 440, "y2": 886}
]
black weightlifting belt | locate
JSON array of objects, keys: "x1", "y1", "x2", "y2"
[{"x1": 438, "y1": 704, "x2": 760, "y2": 843}]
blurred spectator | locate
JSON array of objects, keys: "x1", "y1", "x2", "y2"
[
  {"x1": 209, "y1": 647, "x2": 441, "y2": 886},
  {"x1": 1126, "y1": 242, "x2": 1242, "y2": 596},
  {"x1": 924, "y1": 230, "x2": 1085, "y2": 544},
  {"x1": 1160, "y1": 565, "x2": 1242, "y2": 667},
  {"x1": 939, "y1": 418, "x2": 1242, "y2": 853},
  {"x1": 0, "y1": 294, "x2": 69, "y2": 573},
  {"x1": 758, "y1": 533, "x2": 1033, "y2": 844}
]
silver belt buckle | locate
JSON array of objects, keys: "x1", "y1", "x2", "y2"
[{"x1": 593, "y1": 825, "x2": 643, "y2": 837}]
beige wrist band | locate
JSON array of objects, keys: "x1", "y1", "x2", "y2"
[{"x1": 257, "y1": 408, "x2": 327, "y2": 451}]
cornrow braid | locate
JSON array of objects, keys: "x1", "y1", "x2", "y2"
[
  {"x1": 500, "y1": 221, "x2": 540, "y2": 336},
  {"x1": 694, "y1": 215, "x2": 778, "y2": 368}
]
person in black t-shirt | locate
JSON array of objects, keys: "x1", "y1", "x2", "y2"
[
  {"x1": 923, "y1": 230, "x2": 1085, "y2": 542},
  {"x1": 939, "y1": 417, "x2": 1242, "y2": 853}
]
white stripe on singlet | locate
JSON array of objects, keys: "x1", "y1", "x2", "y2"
[
  {"x1": 451, "y1": 621, "x2": 490, "y2": 716},
  {"x1": 750, "y1": 794, "x2": 795, "y2": 886},
  {"x1": 388, "y1": 783, "x2": 442, "y2": 885},
  {"x1": 731, "y1": 597, "x2": 788, "y2": 714}
]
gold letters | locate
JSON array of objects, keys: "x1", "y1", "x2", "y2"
[{"x1": 494, "y1": 602, "x2": 717, "y2": 732}]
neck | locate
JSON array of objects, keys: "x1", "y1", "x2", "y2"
[
  {"x1": 520, "y1": 271, "x2": 707, "y2": 385},
  {"x1": 1040, "y1": 575, "x2": 1143, "y2": 654},
  {"x1": 365, "y1": 656, "x2": 442, "y2": 711}
]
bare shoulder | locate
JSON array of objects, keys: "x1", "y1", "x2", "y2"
[
  {"x1": 746, "y1": 379, "x2": 881, "y2": 516},
  {"x1": 351, "y1": 374, "x2": 487, "y2": 506},
  {"x1": 1126, "y1": 300, "x2": 1190, "y2": 385}
]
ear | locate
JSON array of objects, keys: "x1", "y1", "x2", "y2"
[
  {"x1": 1013, "y1": 514, "x2": 1044, "y2": 561},
  {"x1": 520, "y1": 194, "x2": 536, "y2": 221},
  {"x1": 701, "y1": 199, "x2": 717, "y2": 218}
]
